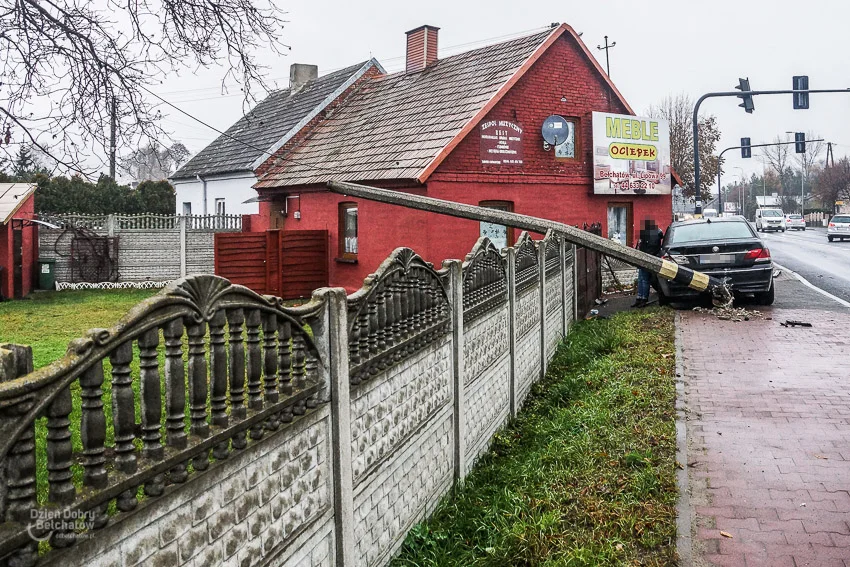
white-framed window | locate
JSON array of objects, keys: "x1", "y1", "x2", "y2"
[
  {"x1": 182, "y1": 202, "x2": 192, "y2": 216},
  {"x1": 215, "y1": 198, "x2": 226, "y2": 216}
]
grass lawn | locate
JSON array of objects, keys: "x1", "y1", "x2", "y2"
[
  {"x1": 392, "y1": 308, "x2": 678, "y2": 567},
  {"x1": 0, "y1": 288, "x2": 159, "y2": 369}
]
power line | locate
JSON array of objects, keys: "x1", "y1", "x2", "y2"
[{"x1": 140, "y1": 84, "x2": 350, "y2": 175}]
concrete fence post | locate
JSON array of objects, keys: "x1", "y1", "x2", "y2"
[
  {"x1": 326, "y1": 288, "x2": 355, "y2": 567},
  {"x1": 537, "y1": 240, "x2": 547, "y2": 381},
  {"x1": 445, "y1": 259, "x2": 465, "y2": 482},
  {"x1": 106, "y1": 214, "x2": 116, "y2": 238},
  {"x1": 559, "y1": 235, "x2": 568, "y2": 336},
  {"x1": 179, "y1": 215, "x2": 187, "y2": 278},
  {"x1": 572, "y1": 244, "x2": 579, "y2": 322},
  {"x1": 506, "y1": 246, "x2": 517, "y2": 418}
]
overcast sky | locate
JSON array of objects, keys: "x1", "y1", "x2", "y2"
[{"x1": 154, "y1": 0, "x2": 850, "y2": 186}]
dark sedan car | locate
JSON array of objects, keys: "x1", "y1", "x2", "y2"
[{"x1": 657, "y1": 217, "x2": 774, "y2": 305}]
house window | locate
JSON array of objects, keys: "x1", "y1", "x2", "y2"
[
  {"x1": 182, "y1": 202, "x2": 192, "y2": 216},
  {"x1": 479, "y1": 201, "x2": 514, "y2": 250},
  {"x1": 338, "y1": 202, "x2": 358, "y2": 260},
  {"x1": 607, "y1": 203, "x2": 633, "y2": 247},
  {"x1": 215, "y1": 198, "x2": 226, "y2": 216},
  {"x1": 554, "y1": 118, "x2": 579, "y2": 159}
]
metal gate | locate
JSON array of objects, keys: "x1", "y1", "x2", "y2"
[{"x1": 575, "y1": 223, "x2": 602, "y2": 317}]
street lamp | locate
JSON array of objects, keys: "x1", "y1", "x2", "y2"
[
  {"x1": 786, "y1": 131, "x2": 805, "y2": 216},
  {"x1": 734, "y1": 166, "x2": 745, "y2": 215}
]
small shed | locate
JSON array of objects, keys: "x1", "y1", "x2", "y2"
[{"x1": 0, "y1": 183, "x2": 37, "y2": 299}]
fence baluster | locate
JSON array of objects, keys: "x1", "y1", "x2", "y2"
[
  {"x1": 109, "y1": 342, "x2": 138, "y2": 511},
  {"x1": 5, "y1": 411, "x2": 37, "y2": 566},
  {"x1": 138, "y1": 328, "x2": 165, "y2": 496},
  {"x1": 227, "y1": 308, "x2": 247, "y2": 450},
  {"x1": 186, "y1": 320, "x2": 209, "y2": 470},
  {"x1": 209, "y1": 309, "x2": 230, "y2": 460},
  {"x1": 163, "y1": 319, "x2": 188, "y2": 483},
  {"x1": 46, "y1": 385, "x2": 75, "y2": 547},
  {"x1": 246, "y1": 309, "x2": 264, "y2": 440},
  {"x1": 279, "y1": 321, "x2": 293, "y2": 423},
  {"x1": 292, "y1": 334, "x2": 307, "y2": 416},
  {"x1": 80, "y1": 361, "x2": 107, "y2": 490},
  {"x1": 262, "y1": 314, "x2": 280, "y2": 431}
]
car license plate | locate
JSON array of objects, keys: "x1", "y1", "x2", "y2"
[
  {"x1": 837, "y1": 227, "x2": 849, "y2": 232},
  {"x1": 700, "y1": 254, "x2": 735, "y2": 265}
]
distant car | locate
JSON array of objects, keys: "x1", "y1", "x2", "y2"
[
  {"x1": 785, "y1": 214, "x2": 806, "y2": 230},
  {"x1": 703, "y1": 208, "x2": 718, "y2": 218},
  {"x1": 827, "y1": 215, "x2": 850, "y2": 242},
  {"x1": 755, "y1": 208, "x2": 785, "y2": 232},
  {"x1": 657, "y1": 217, "x2": 774, "y2": 306}
]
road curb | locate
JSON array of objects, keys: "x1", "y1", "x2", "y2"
[{"x1": 674, "y1": 311, "x2": 693, "y2": 566}]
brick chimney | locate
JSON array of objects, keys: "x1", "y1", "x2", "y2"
[
  {"x1": 405, "y1": 25, "x2": 439, "y2": 74},
  {"x1": 289, "y1": 63, "x2": 318, "y2": 91}
]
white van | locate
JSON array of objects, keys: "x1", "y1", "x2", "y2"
[
  {"x1": 756, "y1": 208, "x2": 785, "y2": 232},
  {"x1": 703, "y1": 208, "x2": 718, "y2": 218}
]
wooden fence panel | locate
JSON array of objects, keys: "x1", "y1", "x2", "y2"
[
  {"x1": 281, "y1": 230, "x2": 328, "y2": 300},
  {"x1": 214, "y1": 233, "x2": 268, "y2": 293}
]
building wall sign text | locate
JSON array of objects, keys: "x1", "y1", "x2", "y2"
[{"x1": 480, "y1": 120, "x2": 523, "y2": 166}]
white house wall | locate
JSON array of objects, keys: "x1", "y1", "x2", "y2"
[{"x1": 172, "y1": 172, "x2": 259, "y2": 216}]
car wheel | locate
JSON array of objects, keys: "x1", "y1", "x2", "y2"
[
  {"x1": 781, "y1": 229, "x2": 786, "y2": 233},
  {"x1": 803, "y1": 228, "x2": 806, "y2": 231},
  {"x1": 756, "y1": 282, "x2": 775, "y2": 306},
  {"x1": 828, "y1": 236, "x2": 834, "y2": 242}
]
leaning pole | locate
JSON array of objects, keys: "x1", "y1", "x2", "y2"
[{"x1": 327, "y1": 181, "x2": 733, "y2": 306}]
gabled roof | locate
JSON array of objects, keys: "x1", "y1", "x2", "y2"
[
  {"x1": 171, "y1": 60, "x2": 380, "y2": 180},
  {"x1": 0, "y1": 183, "x2": 36, "y2": 224},
  {"x1": 255, "y1": 24, "x2": 636, "y2": 189}
]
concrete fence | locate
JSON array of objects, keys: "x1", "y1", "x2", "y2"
[
  {"x1": 37, "y1": 213, "x2": 242, "y2": 287},
  {"x1": 0, "y1": 231, "x2": 576, "y2": 567}
]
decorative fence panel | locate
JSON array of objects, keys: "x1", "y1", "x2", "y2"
[
  {"x1": 0, "y1": 232, "x2": 579, "y2": 567},
  {"x1": 38, "y1": 214, "x2": 242, "y2": 288}
]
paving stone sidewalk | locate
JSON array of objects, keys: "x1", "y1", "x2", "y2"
[{"x1": 680, "y1": 296, "x2": 850, "y2": 567}]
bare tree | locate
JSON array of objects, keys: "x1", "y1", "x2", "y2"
[
  {"x1": 0, "y1": 0, "x2": 287, "y2": 176},
  {"x1": 813, "y1": 157, "x2": 850, "y2": 210},
  {"x1": 647, "y1": 93, "x2": 722, "y2": 201},
  {"x1": 121, "y1": 142, "x2": 190, "y2": 182},
  {"x1": 795, "y1": 131, "x2": 825, "y2": 183},
  {"x1": 761, "y1": 136, "x2": 791, "y2": 192}
]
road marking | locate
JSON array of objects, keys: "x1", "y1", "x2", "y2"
[{"x1": 772, "y1": 262, "x2": 850, "y2": 309}]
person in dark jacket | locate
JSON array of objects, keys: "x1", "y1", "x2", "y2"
[{"x1": 632, "y1": 219, "x2": 664, "y2": 307}]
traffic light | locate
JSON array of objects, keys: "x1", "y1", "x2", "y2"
[
  {"x1": 741, "y1": 137, "x2": 751, "y2": 159},
  {"x1": 793, "y1": 75, "x2": 809, "y2": 109},
  {"x1": 736, "y1": 77, "x2": 754, "y2": 113},
  {"x1": 795, "y1": 132, "x2": 806, "y2": 153}
]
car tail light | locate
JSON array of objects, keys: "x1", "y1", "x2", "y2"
[
  {"x1": 744, "y1": 247, "x2": 771, "y2": 262},
  {"x1": 829, "y1": 223, "x2": 836, "y2": 227}
]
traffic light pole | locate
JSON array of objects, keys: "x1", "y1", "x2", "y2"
[
  {"x1": 692, "y1": 88, "x2": 850, "y2": 193},
  {"x1": 716, "y1": 139, "x2": 822, "y2": 215}
]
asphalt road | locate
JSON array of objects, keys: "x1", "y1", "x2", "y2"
[{"x1": 756, "y1": 225, "x2": 850, "y2": 304}]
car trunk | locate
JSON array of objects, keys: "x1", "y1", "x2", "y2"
[{"x1": 666, "y1": 238, "x2": 763, "y2": 270}]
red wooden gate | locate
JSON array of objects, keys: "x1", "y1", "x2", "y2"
[{"x1": 214, "y1": 230, "x2": 328, "y2": 299}]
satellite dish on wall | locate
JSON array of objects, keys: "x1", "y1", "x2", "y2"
[{"x1": 541, "y1": 115, "x2": 570, "y2": 145}]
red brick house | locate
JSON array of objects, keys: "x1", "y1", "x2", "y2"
[{"x1": 253, "y1": 24, "x2": 673, "y2": 292}]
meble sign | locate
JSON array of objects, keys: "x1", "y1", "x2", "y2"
[{"x1": 591, "y1": 111, "x2": 671, "y2": 195}]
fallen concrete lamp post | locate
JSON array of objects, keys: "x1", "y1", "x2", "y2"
[{"x1": 326, "y1": 181, "x2": 733, "y2": 307}]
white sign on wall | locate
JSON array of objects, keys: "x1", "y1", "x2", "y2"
[{"x1": 591, "y1": 112, "x2": 671, "y2": 195}]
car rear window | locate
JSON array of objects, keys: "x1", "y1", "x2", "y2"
[
  {"x1": 668, "y1": 222, "x2": 754, "y2": 243},
  {"x1": 760, "y1": 210, "x2": 783, "y2": 217},
  {"x1": 833, "y1": 216, "x2": 850, "y2": 223},
  {"x1": 789, "y1": 214, "x2": 802, "y2": 219}
]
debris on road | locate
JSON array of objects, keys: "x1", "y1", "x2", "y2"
[
  {"x1": 780, "y1": 320, "x2": 812, "y2": 328},
  {"x1": 692, "y1": 305, "x2": 764, "y2": 322}
]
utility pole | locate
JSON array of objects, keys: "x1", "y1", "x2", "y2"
[
  {"x1": 826, "y1": 142, "x2": 835, "y2": 167},
  {"x1": 109, "y1": 96, "x2": 116, "y2": 180},
  {"x1": 596, "y1": 36, "x2": 616, "y2": 76}
]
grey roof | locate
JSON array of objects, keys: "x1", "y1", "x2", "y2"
[{"x1": 171, "y1": 61, "x2": 375, "y2": 179}]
